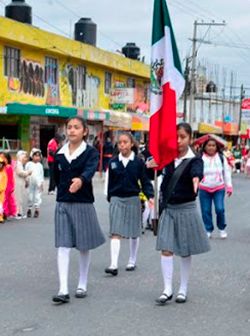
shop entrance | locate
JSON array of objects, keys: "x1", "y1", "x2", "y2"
[{"x1": 40, "y1": 126, "x2": 56, "y2": 158}]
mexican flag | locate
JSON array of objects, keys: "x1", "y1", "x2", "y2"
[{"x1": 149, "y1": 0, "x2": 185, "y2": 169}]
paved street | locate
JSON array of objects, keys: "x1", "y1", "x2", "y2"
[{"x1": 0, "y1": 174, "x2": 250, "y2": 336}]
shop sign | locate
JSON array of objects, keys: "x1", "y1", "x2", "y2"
[
  {"x1": 241, "y1": 109, "x2": 250, "y2": 124},
  {"x1": 0, "y1": 106, "x2": 7, "y2": 114},
  {"x1": 241, "y1": 98, "x2": 250, "y2": 110},
  {"x1": 110, "y1": 88, "x2": 134, "y2": 104},
  {"x1": 45, "y1": 108, "x2": 60, "y2": 115}
]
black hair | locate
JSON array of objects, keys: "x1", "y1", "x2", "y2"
[
  {"x1": 177, "y1": 122, "x2": 192, "y2": 138},
  {"x1": 202, "y1": 138, "x2": 221, "y2": 154},
  {"x1": 118, "y1": 131, "x2": 134, "y2": 143},
  {"x1": 0, "y1": 152, "x2": 11, "y2": 165},
  {"x1": 66, "y1": 116, "x2": 89, "y2": 140},
  {"x1": 118, "y1": 132, "x2": 138, "y2": 154}
]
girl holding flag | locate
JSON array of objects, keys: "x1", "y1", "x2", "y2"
[{"x1": 148, "y1": 123, "x2": 210, "y2": 304}]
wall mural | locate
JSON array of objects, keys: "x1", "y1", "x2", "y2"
[
  {"x1": 19, "y1": 60, "x2": 45, "y2": 97},
  {"x1": 61, "y1": 63, "x2": 100, "y2": 108}
]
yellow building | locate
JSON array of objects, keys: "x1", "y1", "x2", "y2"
[{"x1": 0, "y1": 15, "x2": 150, "y2": 154}]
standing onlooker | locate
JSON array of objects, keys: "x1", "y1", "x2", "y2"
[
  {"x1": 47, "y1": 133, "x2": 63, "y2": 195},
  {"x1": 245, "y1": 149, "x2": 250, "y2": 177},
  {"x1": 52, "y1": 116, "x2": 105, "y2": 304},
  {"x1": 0, "y1": 157, "x2": 7, "y2": 223},
  {"x1": 102, "y1": 137, "x2": 114, "y2": 171},
  {"x1": 26, "y1": 148, "x2": 44, "y2": 218},
  {"x1": 0, "y1": 152, "x2": 17, "y2": 219},
  {"x1": 199, "y1": 139, "x2": 233, "y2": 239},
  {"x1": 150, "y1": 123, "x2": 210, "y2": 305},
  {"x1": 105, "y1": 132, "x2": 154, "y2": 276},
  {"x1": 232, "y1": 144, "x2": 242, "y2": 173},
  {"x1": 15, "y1": 151, "x2": 32, "y2": 219}
]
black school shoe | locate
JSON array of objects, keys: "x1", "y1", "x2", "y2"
[
  {"x1": 52, "y1": 294, "x2": 70, "y2": 304},
  {"x1": 75, "y1": 288, "x2": 87, "y2": 298},
  {"x1": 105, "y1": 267, "x2": 118, "y2": 276},
  {"x1": 125, "y1": 264, "x2": 136, "y2": 271},
  {"x1": 175, "y1": 293, "x2": 187, "y2": 303},
  {"x1": 155, "y1": 293, "x2": 173, "y2": 305}
]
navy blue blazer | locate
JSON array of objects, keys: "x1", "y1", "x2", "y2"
[
  {"x1": 161, "y1": 156, "x2": 204, "y2": 205},
  {"x1": 107, "y1": 155, "x2": 154, "y2": 202},
  {"x1": 54, "y1": 145, "x2": 99, "y2": 203}
]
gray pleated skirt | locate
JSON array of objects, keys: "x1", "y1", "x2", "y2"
[
  {"x1": 55, "y1": 202, "x2": 105, "y2": 251},
  {"x1": 156, "y1": 201, "x2": 210, "y2": 256},
  {"x1": 109, "y1": 196, "x2": 141, "y2": 238}
]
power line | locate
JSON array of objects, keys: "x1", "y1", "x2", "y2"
[{"x1": 52, "y1": 0, "x2": 123, "y2": 49}]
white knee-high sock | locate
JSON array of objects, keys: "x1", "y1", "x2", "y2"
[
  {"x1": 179, "y1": 256, "x2": 192, "y2": 296},
  {"x1": 128, "y1": 238, "x2": 140, "y2": 266},
  {"x1": 78, "y1": 250, "x2": 90, "y2": 291},
  {"x1": 57, "y1": 247, "x2": 71, "y2": 295},
  {"x1": 161, "y1": 255, "x2": 173, "y2": 296},
  {"x1": 142, "y1": 203, "x2": 150, "y2": 226},
  {"x1": 110, "y1": 239, "x2": 120, "y2": 269}
]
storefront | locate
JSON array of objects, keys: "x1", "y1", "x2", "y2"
[{"x1": 4, "y1": 103, "x2": 77, "y2": 152}]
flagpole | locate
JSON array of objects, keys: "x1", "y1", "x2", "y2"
[{"x1": 152, "y1": 169, "x2": 158, "y2": 236}]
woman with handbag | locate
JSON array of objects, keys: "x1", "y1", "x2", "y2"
[{"x1": 149, "y1": 123, "x2": 210, "y2": 305}]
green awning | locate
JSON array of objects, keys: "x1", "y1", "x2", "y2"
[{"x1": 7, "y1": 103, "x2": 77, "y2": 118}]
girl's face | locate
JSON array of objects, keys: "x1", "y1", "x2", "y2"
[
  {"x1": 205, "y1": 140, "x2": 217, "y2": 156},
  {"x1": 66, "y1": 119, "x2": 87, "y2": 144},
  {"x1": 177, "y1": 127, "x2": 191, "y2": 155},
  {"x1": 0, "y1": 154, "x2": 7, "y2": 165},
  {"x1": 118, "y1": 134, "x2": 133, "y2": 157},
  {"x1": 32, "y1": 153, "x2": 41, "y2": 163},
  {"x1": 21, "y1": 154, "x2": 28, "y2": 165}
]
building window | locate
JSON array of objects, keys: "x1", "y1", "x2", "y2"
[
  {"x1": 104, "y1": 71, "x2": 112, "y2": 94},
  {"x1": 78, "y1": 65, "x2": 86, "y2": 90},
  {"x1": 127, "y1": 77, "x2": 135, "y2": 88},
  {"x1": 4, "y1": 46, "x2": 20, "y2": 78},
  {"x1": 45, "y1": 56, "x2": 58, "y2": 84}
]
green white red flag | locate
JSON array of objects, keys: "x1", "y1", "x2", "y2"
[{"x1": 149, "y1": 0, "x2": 185, "y2": 169}]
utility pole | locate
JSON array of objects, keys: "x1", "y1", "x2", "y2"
[
  {"x1": 188, "y1": 20, "x2": 226, "y2": 125},
  {"x1": 238, "y1": 84, "x2": 245, "y2": 138},
  {"x1": 183, "y1": 57, "x2": 190, "y2": 122}
]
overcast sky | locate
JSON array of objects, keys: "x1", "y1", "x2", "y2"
[{"x1": 1, "y1": 0, "x2": 250, "y2": 95}]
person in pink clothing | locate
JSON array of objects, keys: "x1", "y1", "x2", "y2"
[
  {"x1": 199, "y1": 139, "x2": 233, "y2": 239},
  {"x1": 47, "y1": 133, "x2": 64, "y2": 195},
  {"x1": 0, "y1": 152, "x2": 17, "y2": 219}
]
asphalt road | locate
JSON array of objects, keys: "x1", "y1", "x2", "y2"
[{"x1": 0, "y1": 174, "x2": 249, "y2": 336}]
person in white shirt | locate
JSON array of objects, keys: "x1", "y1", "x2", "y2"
[
  {"x1": 26, "y1": 148, "x2": 44, "y2": 218},
  {"x1": 199, "y1": 139, "x2": 233, "y2": 239}
]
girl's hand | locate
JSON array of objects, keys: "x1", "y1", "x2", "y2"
[
  {"x1": 69, "y1": 177, "x2": 82, "y2": 193},
  {"x1": 146, "y1": 158, "x2": 158, "y2": 169},
  {"x1": 148, "y1": 198, "x2": 155, "y2": 209},
  {"x1": 192, "y1": 177, "x2": 199, "y2": 194},
  {"x1": 227, "y1": 191, "x2": 232, "y2": 197}
]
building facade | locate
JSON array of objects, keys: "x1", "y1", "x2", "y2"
[{"x1": 0, "y1": 16, "x2": 150, "y2": 155}]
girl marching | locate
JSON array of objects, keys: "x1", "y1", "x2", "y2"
[
  {"x1": 150, "y1": 123, "x2": 210, "y2": 305},
  {"x1": 52, "y1": 116, "x2": 105, "y2": 304},
  {"x1": 105, "y1": 132, "x2": 154, "y2": 276}
]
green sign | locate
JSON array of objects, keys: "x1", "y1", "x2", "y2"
[{"x1": 7, "y1": 103, "x2": 77, "y2": 118}]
